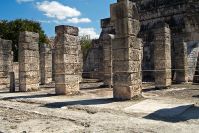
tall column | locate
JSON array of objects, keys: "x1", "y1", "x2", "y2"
[
  {"x1": 111, "y1": 0, "x2": 142, "y2": 100},
  {"x1": 102, "y1": 35, "x2": 112, "y2": 87},
  {"x1": 0, "y1": 39, "x2": 13, "y2": 89},
  {"x1": 173, "y1": 35, "x2": 188, "y2": 83},
  {"x1": 39, "y1": 44, "x2": 52, "y2": 85},
  {"x1": 54, "y1": 25, "x2": 80, "y2": 95},
  {"x1": 18, "y1": 31, "x2": 40, "y2": 92},
  {"x1": 193, "y1": 52, "x2": 199, "y2": 83},
  {"x1": 52, "y1": 48, "x2": 55, "y2": 81},
  {"x1": 154, "y1": 24, "x2": 172, "y2": 88}
]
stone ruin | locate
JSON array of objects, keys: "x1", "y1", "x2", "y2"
[
  {"x1": 54, "y1": 25, "x2": 81, "y2": 95},
  {"x1": 0, "y1": 0, "x2": 198, "y2": 100},
  {"x1": 39, "y1": 43, "x2": 52, "y2": 85},
  {"x1": 84, "y1": 0, "x2": 199, "y2": 86},
  {"x1": 18, "y1": 31, "x2": 40, "y2": 91},
  {"x1": 0, "y1": 38, "x2": 13, "y2": 89}
]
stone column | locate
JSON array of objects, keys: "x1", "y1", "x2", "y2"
[
  {"x1": 102, "y1": 35, "x2": 112, "y2": 87},
  {"x1": 154, "y1": 24, "x2": 172, "y2": 88},
  {"x1": 54, "y1": 25, "x2": 80, "y2": 95},
  {"x1": 173, "y1": 35, "x2": 188, "y2": 83},
  {"x1": 52, "y1": 48, "x2": 55, "y2": 81},
  {"x1": 0, "y1": 38, "x2": 13, "y2": 89},
  {"x1": 111, "y1": 0, "x2": 142, "y2": 100},
  {"x1": 39, "y1": 44, "x2": 52, "y2": 85},
  {"x1": 18, "y1": 31, "x2": 40, "y2": 92},
  {"x1": 193, "y1": 52, "x2": 199, "y2": 83}
]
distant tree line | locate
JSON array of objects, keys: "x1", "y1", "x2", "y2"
[{"x1": 0, "y1": 19, "x2": 48, "y2": 62}]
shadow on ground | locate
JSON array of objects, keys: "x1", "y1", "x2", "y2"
[
  {"x1": 193, "y1": 95, "x2": 199, "y2": 98},
  {"x1": 43, "y1": 98, "x2": 115, "y2": 108},
  {"x1": 2, "y1": 94, "x2": 55, "y2": 100},
  {"x1": 144, "y1": 105, "x2": 199, "y2": 123}
]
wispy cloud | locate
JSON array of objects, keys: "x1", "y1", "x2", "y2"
[
  {"x1": 67, "y1": 18, "x2": 91, "y2": 24},
  {"x1": 36, "y1": 1, "x2": 81, "y2": 20},
  {"x1": 79, "y1": 27, "x2": 99, "y2": 39},
  {"x1": 16, "y1": 0, "x2": 34, "y2": 4}
]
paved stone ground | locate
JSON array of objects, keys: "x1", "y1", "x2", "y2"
[{"x1": 0, "y1": 83, "x2": 199, "y2": 133}]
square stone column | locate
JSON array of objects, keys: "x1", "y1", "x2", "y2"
[
  {"x1": 173, "y1": 36, "x2": 188, "y2": 83},
  {"x1": 18, "y1": 31, "x2": 40, "y2": 92},
  {"x1": 39, "y1": 44, "x2": 52, "y2": 85},
  {"x1": 0, "y1": 38, "x2": 13, "y2": 89},
  {"x1": 154, "y1": 24, "x2": 172, "y2": 88},
  {"x1": 54, "y1": 25, "x2": 81, "y2": 95},
  {"x1": 102, "y1": 35, "x2": 113, "y2": 87},
  {"x1": 111, "y1": 0, "x2": 142, "y2": 100},
  {"x1": 193, "y1": 52, "x2": 199, "y2": 83}
]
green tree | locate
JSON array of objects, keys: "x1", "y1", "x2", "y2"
[
  {"x1": 0, "y1": 19, "x2": 48, "y2": 62},
  {"x1": 80, "y1": 35, "x2": 92, "y2": 62}
]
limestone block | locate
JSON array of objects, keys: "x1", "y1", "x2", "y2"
[
  {"x1": 110, "y1": 1, "x2": 139, "y2": 21},
  {"x1": 113, "y1": 60, "x2": 141, "y2": 72},
  {"x1": 112, "y1": 37, "x2": 142, "y2": 50},
  {"x1": 55, "y1": 25, "x2": 79, "y2": 36},
  {"x1": 113, "y1": 85, "x2": 141, "y2": 100},
  {"x1": 115, "y1": 18, "x2": 140, "y2": 37},
  {"x1": 19, "y1": 32, "x2": 39, "y2": 43}
]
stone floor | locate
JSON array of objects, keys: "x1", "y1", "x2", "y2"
[{"x1": 0, "y1": 81, "x2": 199, "y2": 133}]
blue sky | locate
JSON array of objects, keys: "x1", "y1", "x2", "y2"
[{"x1": 0, "y1": 0, "x2": 116, "y2": 38}]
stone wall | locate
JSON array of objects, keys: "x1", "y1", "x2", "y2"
[
  {"x1": 0, "y1": 38, "x2": 13, "y2": 89},
  {"x1": 187, "y1": 41, "x2": 199, "y2": 81},
  {"x1": 83, "y1": 39, "x2": 103, "y2": 79},
  {"x1": 39, "y1": 44, "x2": 52, "y2": 85},
  {"x1": 54, "y1": 25, "x2": 81, "y2": 95},
  {"x1": 18, "y1": 31, "x2": 40, "y2": 92},
  {"x1": 111, "y1": 0, "x2": 142, "y2": 100}
]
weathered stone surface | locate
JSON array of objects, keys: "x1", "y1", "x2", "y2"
[
  {"x1": 18, "y1": 31, "x2": 40, "y2": 92},
  {"x1": 39, "y1": 44, "x2": 52, "y2": 85},
  {"x1": 111, "y1": 0, "x2": 142, "y2": 100},
  {"x1": 55, "y1": 25, "x2": 79, "y2": 36},
  {"x1": 173, "y1": 35, "x2": 189, "y2": 83},
  {"x1": 0, "y1": 38, "x2": 13, "y2": 89},
  {"x1": 54, "y1": 25, "x2": 81, "y2": 95},
  {"x1": 154, "y1": 24, "x2": 172, "y2": 88}
]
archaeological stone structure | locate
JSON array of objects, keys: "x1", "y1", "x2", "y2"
[
  {"x1": 84, "y1": 0, "x2": 199, "y2": 87},
  {"x1": 83, "y1": 39, "x2": 103, "y2": 79},
  {"x1": 54, "y1": 25, "x2": 81, "y2": 95},
  {"x1": 18, "y1": 31, "x2": 40, "y2": 92},
  {"x1": 0, "y1": 0, "x2": 198, "y2": 102},
  {"x1": 137, "y1": 0, "x2": 199, "y2": 83},
  {"x1": 0, "y1": 38, "x2": 13, "y2": 89},
  {"x1": 153, "y1": 23, "x2": 172, "y2": 88},
  {"x1": 110, "y1": 0, "x2": 143, "y2": 99},
  {"x1": 39, "y1": 44, "x2": 52, "y2": 85}
]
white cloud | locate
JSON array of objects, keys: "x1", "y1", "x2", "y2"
[
  {"x1": 79, "y1": 27, "x2": 99, "y2": 39},
  {"x1": 16, "y1": 0, "x2": 34, "y2": 3},
  {"x1": 67, "y1": 18, "x2": 91, "y2": 24},
  {"x1": 36, "y1": 1, "x2": 81, "y2": 20}
]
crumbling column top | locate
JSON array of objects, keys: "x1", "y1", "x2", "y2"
[{"x1": 55, "y1": 25, "x2": 79, "y2": 36}]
